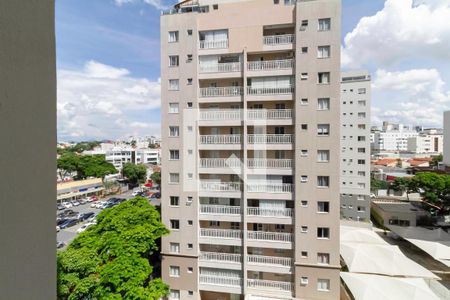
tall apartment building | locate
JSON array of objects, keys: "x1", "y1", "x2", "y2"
[
  {"x1": 340, "y1": 71, "x2": 371, "y2": 222},
  {"x1": 160, "y1": 0, "x2": 341, "y2": 299}
]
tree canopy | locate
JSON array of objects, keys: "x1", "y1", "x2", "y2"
[
  {"x1": 57, "y1": 154, "x2": 117, "y2": 180},
  {"x1": 58, "y1": 141, "x2": 101, "y2": 155},
  {"x1": 57, "y1": 197, "x2": 169, "y2": 300},
  {"x1": 150, "y1": 172, "x2": 161, "y2": 186},
  {"x1": 122, "y1": 163, "x2": 148, "y2": 185}
]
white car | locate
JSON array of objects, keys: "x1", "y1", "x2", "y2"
[
  {"x1": 63, "y1": 202, "x2": 73, "y2": 209},
  {"x1": 94, "y1": 201, "x2": 106, "y2": 209},
  {"x1": 76, "y1": 222, "x2": 95, "y2": 233},
  {"x1": 71, "y1": 200, "x2": 80, "y2": 206}
]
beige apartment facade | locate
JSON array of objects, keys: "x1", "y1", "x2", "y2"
[{"x1": 160, "y1": 0, "x2": 341, "y2": 299}]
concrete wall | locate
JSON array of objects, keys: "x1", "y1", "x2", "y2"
[{"x1": 0, "y1": 1, "x2": 56, "y2": 299}]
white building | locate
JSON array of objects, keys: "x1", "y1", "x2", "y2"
[
  {"x1": 444, "y1": 111, "x2": 450, "y2": 166},
  {"x1": 372, "y1": 122, "x2": 419, "y2": 151},
  {"x1": 340, "y1": 71, "x2": 371, "y2": 222},
  {"x1": 84, "y1": 145, "x2": 161, "y2": 169},
  {"x1": 407, "y1": 134, "x2": 443, "y2": 154}
]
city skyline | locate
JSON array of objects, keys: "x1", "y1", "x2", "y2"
[{"x1": 56, "y1": 0, "x2": 450, "y2": 141}]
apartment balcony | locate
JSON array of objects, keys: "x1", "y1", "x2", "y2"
[
  {"x1": 199, "y1": 62, "x2": 242, "y2": 79},
  {"x1": 199, "y1": 86, "x2": 243, "y2": 103},
  {"x1": 199, "y1": 228, "x2": 242, "y2": 246},
  {"x1": 199, "y1": 181, "x2": 241, "y2": 197},
  {"x1": 247, "y1": 255, "x2": 293, "y2": 274},
  {"x1": 247, "y1": 231, "x2": 293, "y2": 249},
  {"x1": 247, "y1": 207, "x2": 293, "y2": 225},
  {"x1": 247, "y1": 134, "x2": 293, "y2": 151},
  {"x1": 247, "y1": 86, "x2": 294, "y2": 102},
  {"x1": 199, "y1": 134, "x2": 241, "y2": 150},
  {"x1": 199, "y1": 252, "x2": 242, "y2": 270},
  {"x1": 247, "y1": 279, "x2": 293, "y2": 296},
  {"x1": 199, "y1": 39, "x2": 229, "y2": 50},
  {"x1": 199, "y1": 204, "x2": 241, "y2": 222},
  {"x1": 198, "y1": 109, "x2": 292, "y2": 126},
  {"x1": 247, "y1": 59, "x2": 294, "y2": 77},
  {"x1": 263, "y1": 34, "x2": 295, "y2": 51},
  {"x1": 247, "y1": 182, "x2": 293, "y2": 195},
  {"x1": 199, "y1": 274, "x2": 242, "y2": 294},
  {"x1": 199, "y1": 158, "x2": 242, "y2": 174}
]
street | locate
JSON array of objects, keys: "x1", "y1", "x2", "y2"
[{"x1": 57, "y1": 189, "x2": 160, "y2": 249}]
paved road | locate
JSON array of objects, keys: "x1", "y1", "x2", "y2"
[{"x1": 57, "y1": 189, "x2": 156, "y2": 249}]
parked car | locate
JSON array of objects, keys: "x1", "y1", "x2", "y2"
[
  {"x1": 150, "y1": 192, "x2": 161, "y2": 199},
  {"x1": 89, "y1": 195, "x2": 99, "y2": 202},
  {"x1": 101, "y1": 202, "x2": 115, "y2": 209},
  {"x1": 78, "y1": 198, "x2": 86, "y2": 205},
  {"x1": 57, "y1": 203, "x2": 65, "y2": 210},
  {"x1": 62, "y1": 202, "x2": 73, "y2": 209},
  {"x1": 76, "y1": 222, "x2": 95, "y2": 233},
  {"x1": 57, "y1": 241, "x2": 65, "y2": 249},
  {"x1": 59, "y1": 218, "x2": 78, "y2": 229},
  {"x1": 71, "y1": 200, "x2": 80, "y2": 206},
  {"x1": 78, "y1": 212, "x2": 95, "y2": 221},
  {"x1": 57, "y1": 218, "x2": 68, "y2": 226},
  {"x1": 91, "y1": 200, "x2": 105, "y2": 208},
  {"x1": 131, "y1": 190, "x2": 140, "y2": 196},
  {"x1": 86, "y1": 213, "x2": 97, "y2": 223}
]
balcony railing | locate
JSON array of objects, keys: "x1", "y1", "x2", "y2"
[
  {"x1": 247, "y1": 207, "x2": 293, "y2": 217},
  {"x1": 247, "y1": 134, "x2": 293, "y2": 144},
  {"x1": 200, "y1": 86, "x2": 243, "y2": 97},
  {"x1": 199, "y1": 158, "x2": 242, "y2": 169},
  {"x1": 247, "y1": 109, "x2": 293, "y2": 120},
  {"x1": 247, "y1": 158, "x2": 293, "y2": 169},
  {"x1": 199, "y1": 251, "x2": 242, "y2": 263},
  {"x1": 247, "y1": 59, "x2": 294, "y2": 71},
  {"x1": 247, "y1": 255, "x2": 293, "y2": 267},
  {"x1": 200, "y1": 205, "x2": 241, "y2": 215},
  {"x1": 247, "y1": 86, "x2": 294, "y2": 95},
  {"x1": 200, "y1": 62, "x2": 241, "y2": 73},
  {"x1": 199, "y1": 109, "x2": 242, "y2": 121},
  {"x1": 247, "y1": 231, "x2": 293, "y2": 243},
  {"x1": 263, "y1": 34, "x2": 295, "y2": 46},
  {"x1": 247, "y1": 183, "x2": 293, "y2": 193},
  {"x1": 199, "y1": 39, "x2": 229, "y2": 49},
  {"x1": 199, "y1": 134, "x2": 241, "y2": 144},
  {"x1": 200, "y1": 228, "x2": 242, "y2": 239},
  {"x1": 200, "y1": 275, "x2": 242, "y2": 287},
  {"x1": 199, "y1": 181, "x2": 241, "y2": 192},
  {"x1": 247, "y1": 279, "x2": 293, "y2": 292}
]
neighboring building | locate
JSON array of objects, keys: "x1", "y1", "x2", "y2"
[
  {"x1": 371, "y1": 199, "x2": 428, "y2": 227},
  {"x1": 371, "y1": 122, "x2": 419, "y2": 152},
  {"x1": 407, "y1": 134, "x2": 443, "y2": 154},
  {"x1": 84, "y1": 146, "x2": 161, "y2": 169},
  {"x1": 57, "y1": 178, "x2": 104, "y2": 203},
  {"x1": 340, "y1": 71, "x2": 371, "y2": 222},
  {"x1": 160, "y1": 0, "x2": 341, "y2": 299},
  {"x1": 444, "y1": 111, "x2": 450, "y2": 166}
]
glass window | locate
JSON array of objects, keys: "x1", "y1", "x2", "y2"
[
  {"x1": 317, "y1": 46, "x2": 330, "y2": 58},
  {"x1": 169, "y1": 79, "x2": 179, "y2": 91},
  {"x1": 318, "y1": 18, "x2": 331, "y2": 31},
  {"x1": 358, "y1": 88, "x2": 366, "y2": 94},
  {"x1": 318, "y1": 98, "x2": 330, "y2": 110},
  {"x1": 170, "y1": 196, "x2": 179, "y2": 206},
  {"x1": 317, "y1": 227, "x2": 330, "y2": 239},
  {"x1": 169, "y1": 173, "x2": 180, "y2": 183},
  {"x1": 170, "y1": 219, "x2": 180, "y2": 229},
  {"x1": 317, "y1": 279, "x2": 330, "y2": 291},
  {"x1": 170, "y1": 289, "x2": 180, "y2": 300},
  {"x1": 318, "y1": 201, "x2": 329, "y2": 213},
  {"x1": 317, "y1": 124, "x2": 330, "y2": 136},
  {"x1": 170, "y1": 243, "x2": 180, "y2": 253},
  {"x1": 169, "y1": 103, "x2": 179, "y2": 113},
  {"x1": 317, "y1": 176, "x2": 329, "y2": 187},
  {"x1": 170, "y1": 150, "x2": 180, "y2": 160},
  {"x1": 317, "y1": 150, "x2": 330, "y2": 162},
  {"x1": 169, "y1": 55, "x2": 179, "y2": 66},
  {"x1": 168, "y1": 31, "x2": 179, "y2": 43},
  {"x1": 169, "y1": 126, "x2": 179, "y2": 137},
  {"x1": 318, "y1": 72, "x2": 330, "y2": 84},
  {"x1": 169, "y1": 266, "x2": 180, "y2": 277},
  {"x1": 318, "y1": 253, "x2": 330, "y2": 264}
]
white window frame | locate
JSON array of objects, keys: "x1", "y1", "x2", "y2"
[
  {"x1": 170, "y1": 242, "x2": 180, "y2": 253},
  {"x1": 317, "y1": 45, "x2": 330, "y2": 58},
  {"x1": 317, "y1": 279, "x2": 330, "y2": 291},
  {"x1": 317, "y1": 98, "x2": 330, "y2": 110},
  {"x1": 317, "y1": 150, "x2": 330, "y2": 162},
  {"x1": 317, "y1": 253, "x2": 330, "y2": 265},
  {"x1": 318, "y1": 18, "x2": 331, "y2": 31},
  {"x1": 317, "y1": 227, "x2": 330, "y2": 239},
  {"x1": 317, "y1": 176, "x2": 329, "y2": 187},
  {"x1": 168, "y1": 79, "x2": 179, "y2": 91},
  {"x1": 169, "y1": 266, "x2": 180, "y2": 277},
  {"x1": 169, "y1": 173, "x2": 180, "y2": 184},
  {"x1": 169, "y1": 102, "x2": 179, "y2": 114},
  {"x1": 168, "y1": 31, "x2": 179, "y2": 43},
  {"x1": 169, "y1": 55, "x2": 179, "y2": 67},
  {"x1": 169, "y1": 150, "x2": 180, "y2": 160},
  {"x1": 169, "y1": 126, "x2": 180, "y2": 137}
]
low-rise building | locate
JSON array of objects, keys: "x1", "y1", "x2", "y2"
[
  {"x1": 407, "y1": 134, "x2": 443, "y2": 154},
  {"x1": 84, "y1": 146, "x2": 161, "y2": 169},
  {"x1": 57, "y1": 178, "x2": 104, "y2": 203},
  {"x1": 371, "y1": 198, "x2": 428, "y2": 227}
]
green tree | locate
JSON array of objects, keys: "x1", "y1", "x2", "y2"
[
  {"x1": 122, "y1": 163, "x2": 148, "y2": 185},
  {"x1": 370, "y1": 177, "x2": 389, "y2": 192},
  {"x1": 431, "y1": 154, "x2": 443, "y2": 167},
  {"x1": 57, "y1": 197, "x2": 169, "y2": 300},
  {"x1": 77, "y1": 155, "x2": 117, "y2": 181},
  {"x1": 410, "y1": 172, "x2": 450, "y2": 209},
  {"x1": 57, "y1": 152, "x2": 80, "y2": 179},
  {"x1": 391, "y1": 177, "x2": 413, "y2": 200},
  {"x1": 150, "y1": 172, "x2": 161, "y2": 186}
]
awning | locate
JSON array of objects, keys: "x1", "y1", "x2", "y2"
[{"x1": 341, "y1": 273, "x2": 440, "y2": 300}]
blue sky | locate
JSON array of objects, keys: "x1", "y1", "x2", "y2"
[{"x1": 56, "y1": 0, "x2": 450, "y2": 141}]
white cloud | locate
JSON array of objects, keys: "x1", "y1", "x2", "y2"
[
  {"x1": 57, "y1": 60, "x2": 161, "y2": 141},
  {"x1": 372, "y1": 68, "x2": 450, "y2": 126},
  {"x1": 114, "y1": 0, "x2": 170, "y2": 10},
  {"x1": 342, "y1": 0, "x2": 450, "y2": 67}
]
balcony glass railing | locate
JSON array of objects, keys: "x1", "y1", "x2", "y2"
[
  {"x1": 247, "y1": 134, "x2": 293, "y2": 144},
  {"x1": 200, "y1": 205, "x2": 241, "y2": 215},
  {"x1": 247, "y1": 231, "x2": 293, "y2": 242},
  {"x1": 200, "y1": 86, "x2": 243, "y2": 97},
  {"x1": 247, "y1": 207, "x2": 293, "y2": 217},
  {"x1": 200, "y1": 134, "x2": 241, "y2": 144},
  {"x1": 199, "y1": 62, "x2": 241, "y2": 73},
  {"x1": 247, "y1": 279, "x2": 293, "y2": 292},
  {"x1": 200, "y1": 274, "x2": 242, "y2": 287},
  {"x1": 199, "y1": 39, "x2": 229, "y2": 49},
  {"x1": 199, "y1": 251, "x2": 242, "y2": 263},
  {"x1": 263, "y1": 34, "x2": 295, "y2": 45},
  {"x1": 199, "y1": 181, "x2": 241, "y2": 192},
  {"x1": 247, "y1": 59, "x2": 294, "y2": 71},
  {"x1": 200, "y1": 228, "x2": 242, "y2": 239},
  {"x1": 247, "y1": 183, "x2": 293, "y2": 193},
  {"x1": 247, "y1": 86, "x2": 294, "y2": 95}
]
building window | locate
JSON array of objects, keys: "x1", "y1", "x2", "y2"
[
  {"x1": 169, "y1": 126, "x2": 179, "y2": 137},
  {"x1": 187, "y1": 78, "x2": 193, "y2": 85},
  {"x1": 318, "y1": 72, "x2": 330, "y2": 84},
  {"x1": 169, "y1": 173, "x2": 180, "y2": 183},
  {"x1": 358, "y1": 112, "x2": 366, "y2": 118},
  {"x1": 213, "y1": 4, "x2": 218, "y2": 9},
  {"x1": 301, "y1": 251, "x2": 308, "y2": 258},
  {"x1": 358, "y1": 88, "x2": 366, "y2": 94},
  {"x1": 170, "y1": 219, "x2": 180, "y2": 230},
  {"x1": 318, "y1": 18, "x2": 331, "y2": 31},
  {"x1": 358, "y1": 100, "x2": 366, "y2": 106},
  {"x1": 317, "y1": 279, "x2": 330, "y2": 291},
  {"x1": 301, "y1": 149, "x2": 308, "y2": 156},
  {"x1": 169, "y1": 150, "x2": 180, "y2": 160},
  {"x1": 187, "y1": 243, "x2": 193, "y2": 249},
  {"x1": 317, "y1": 227, "x2": 330, "y2": 239},
  {"x1": 169, "y1": 266, "x2": 180, "y2": 277},
  {"x1": 169, "y1": 55, "x2": 179, "y2": 67},
  {"x1": 187, "y1": 29, "x2": 193, "y2": 35},
  {"x1": 357, "y1": 159, "x2": 365, "y2": 165},
  {"x1": 187, "y1": 196, "x2": 193, "y2": 204},
  {"x1": 301, "y1": 47, "x2": 308, "y2": 54},
  {"x1": 231, "y1": 222, "x2": 240, "y2": 230},
  {"x1": 317, "y1": 124, "x2": 330, "y2": 136},
  {"x1": 318, "y1": 253, "x2": 330, "y2": 265},
  {"x1": 169, "y1": 79, "x2": 179, "y2": 91},
  {"x1": 187, "y1": 267, "x2": 193, "y2": 273},
  {"x1": 273, "y1": 0, "x2": 280, "y2": 4},
  {"x1": 170, "y1": 196, "x2": 179, "y2": 206},
  {"x1": 301, "y1": 200, "x2": 308, "y2": 207},
  {"x1": 301, "y1": 226, "x2": 308, "y2": 233},
  {"x1": 301, "y1": 73, "x2": 308, "y2": 80},
  {"x1": 358, "y1": 136, "x2": 366, "y2": 142},
  {"x1": 357, "y1": 206, "x2": 366, "y2": 212},
  {"x1": 187, "y1": 102, "x2": 193, "y2": 108},
  {"x1": 317, "y1": 98, "x2": 330, "y2": 110},
  {"x1": 301, "y1": 98, "x2": 308, "y2": 105},
  {"x1": 318, "y1": 201, "x2": 330, "y2": 213},
  {"x1": 300, "y1": 277, "x2": 309, "y2": 285},
  {"x1": 170, "y1": 289, "x2": 180, "y2": 300},
  {"x1": 168, "y1": 31, "x2": 179, "y2": 43},
  {"x1": 169, "y1": 102, "x2": 179, "y2": 113},
  {"x1": 209, "y1": 221, "x2": 220, "y2": 227},
  {"x1": 170, "y1": 242, "x2": 180, "y2": 253},
  {"x1": 188, "y1": 291, "x2": 194, "y2": 296},
  {"x1": 317, "y1": 46, "x2": 330, "y2": 58},
  {"x1": 301, "y1": 124, "x2": 308, "y2": 130},
  {"x1": 187, "y1": 54, "x2": 193, "y2": 62},
  {"x1": 300, "y1": 175, "x2": 308, "y2": 183},
  {"x1": 317, "y1": 176, "x2": 329, "y2": 187},
  {"x1": 317, "y1": 150, "x2": 330, "y2": 162}
]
